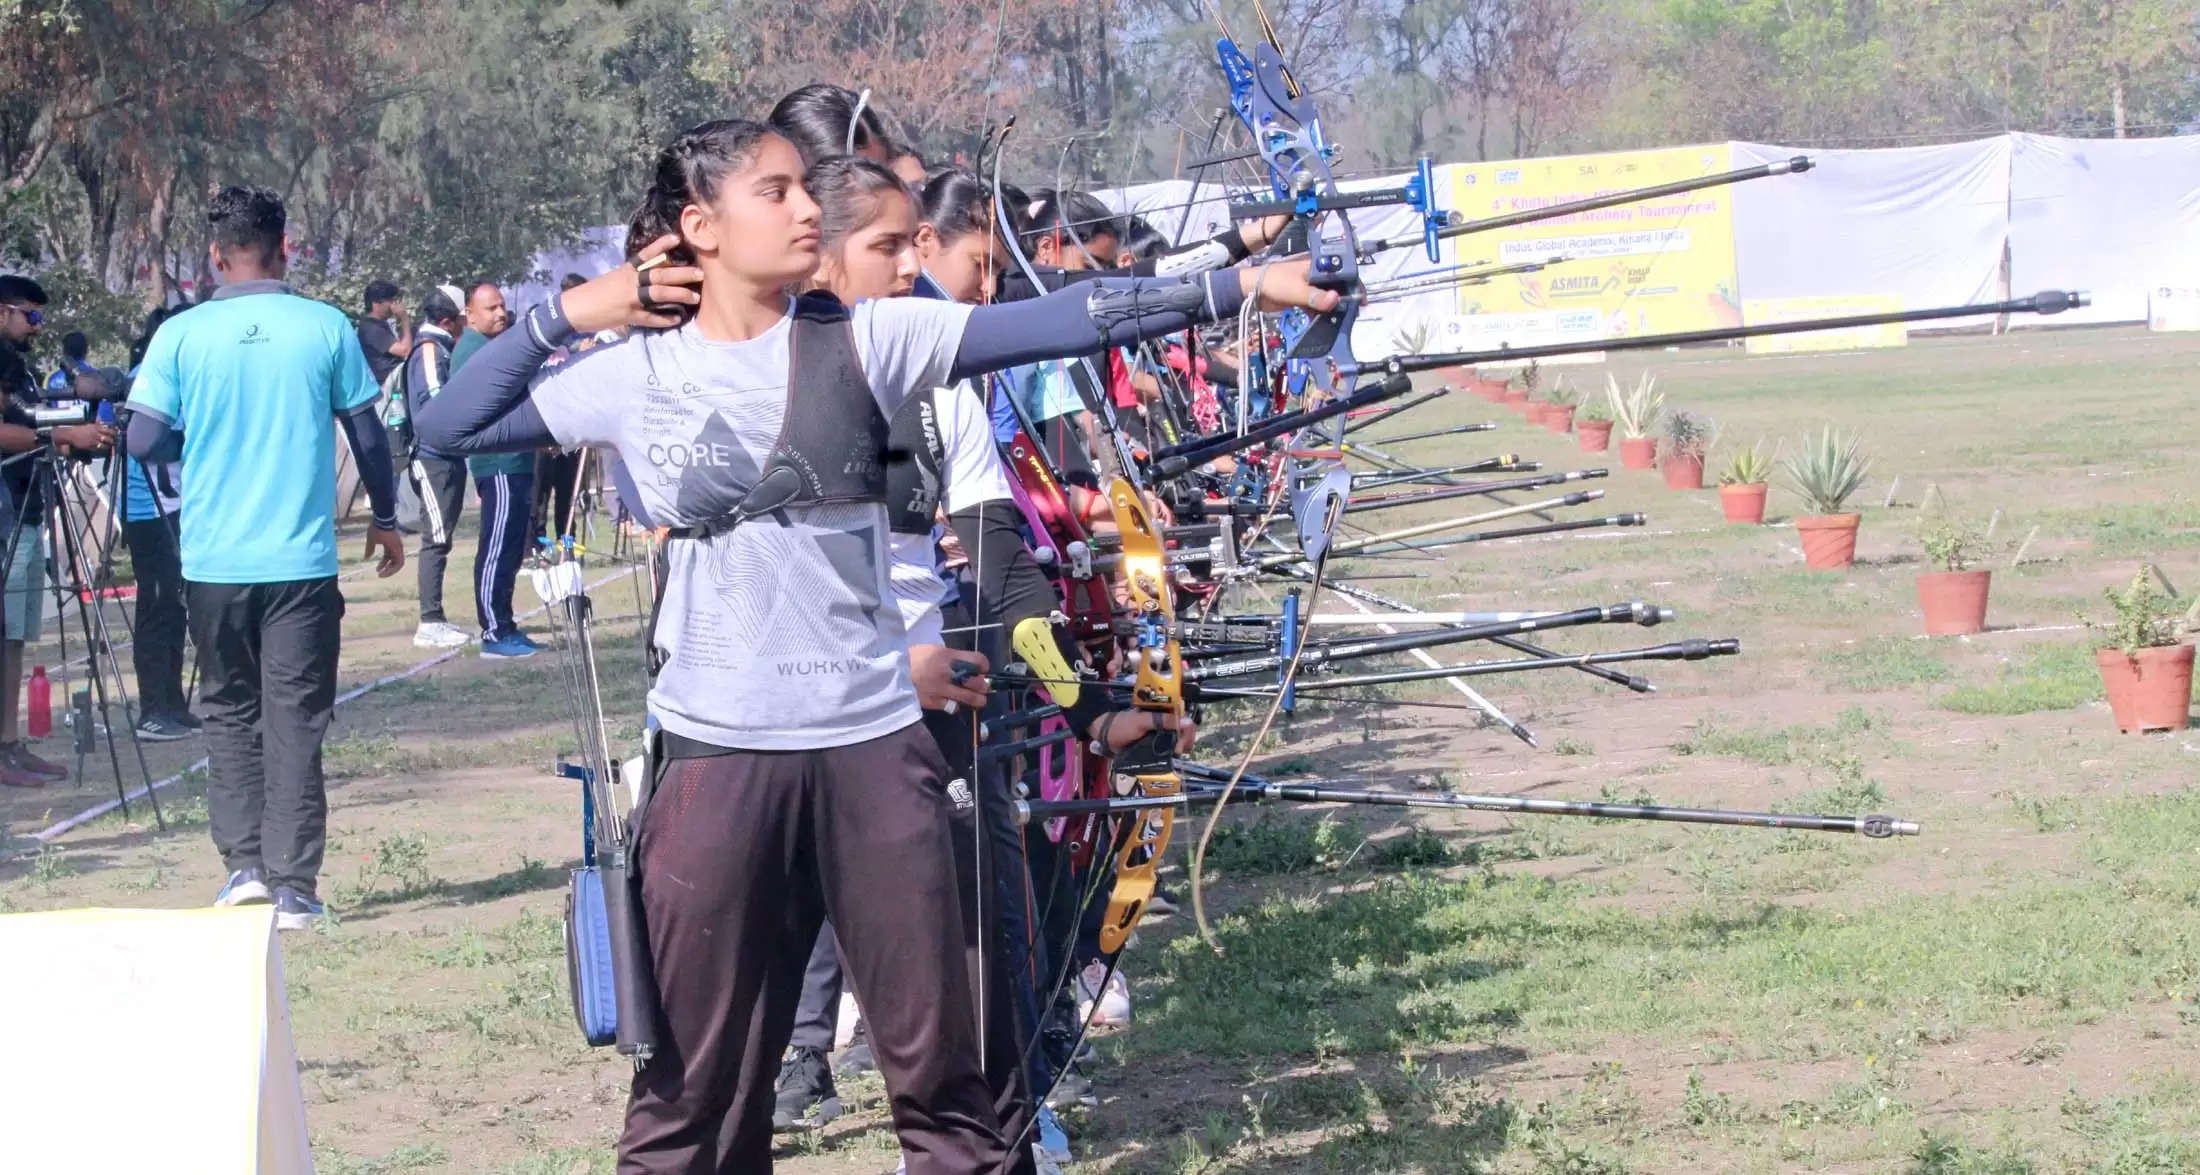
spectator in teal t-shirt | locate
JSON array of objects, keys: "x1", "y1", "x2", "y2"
[
  {"x1": 124, "y1": 184, "x2": 405, "y2": 930},
  {"x1": 451, "y1": 282, "x2": 536, "y2": 658}
]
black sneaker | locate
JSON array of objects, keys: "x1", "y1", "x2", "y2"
[
  {"x1": 771, "y1": 1046, "x2": 842, "y2": 1132},
  {"x1": 135, "y1": 713, "x2": 194, "y2": 743},
  {"x1": 273, "y1": 886, "x2": 327, "y2": 932},
  {"x1": 172, "y1": 710, "x2": 203, "y2": 731},
  {"x1": 834, "y1": 1017, "x2": 876, "y2": 1077}
]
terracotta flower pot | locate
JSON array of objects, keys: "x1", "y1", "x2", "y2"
[
  {"x1": 1577, "y1": 420, "x2": 1613, "y2": 452},
  {"x1": 1718, "y1": 482, "x2": 1767, "y2": 524},
  {"x1": 1503, "y1": 387, "x2": 1530, "y2": 411},
  {"x1": 1474, "y1": 378, "x2": 1509, "y2": 402},
  {"x1": 1618, "y1": 436, "x2": 1657, "y2": 470},
  {"x1": 1915, "y1": 569, "x2": 1991, "y2": 636},
  {"x1": 2095, "y1": 643, "x2": 2196, "y2": 733},
  {"x1": 1545, "y1": 406, "x2": 1575, "y2": 434},
  {"x1": 1795, "y1": 513, "x2": 1861, "y2": 569},
  {"x1": 1662, "y1": 455, "x2": 1705, "y2": 490},
  {"x1": 1525, "y1": 402, "x2": 1549, "y2": 426}
]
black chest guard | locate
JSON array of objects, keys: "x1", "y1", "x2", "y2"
[
  {"x1": 648, "y1": 293, "x2": 893, "y2": 677},
  {"x1": 664, "y1": 292, "x2": 889, "y2": 538},
  {"x1": 883, "y1": 387, "x2": 950, "y2": 537}
]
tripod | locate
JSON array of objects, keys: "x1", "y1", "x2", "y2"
[{"x1": 0, "y1": 442, "x2": 164, "y2": 828}]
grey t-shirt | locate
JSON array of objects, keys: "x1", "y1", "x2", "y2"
[{"x1": 531, "y1": 297, "x2": 974, "y2": 750}]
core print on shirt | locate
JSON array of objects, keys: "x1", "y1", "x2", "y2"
[{"x1": 665, "y1": 404, "x2": 766, "y2": 525}]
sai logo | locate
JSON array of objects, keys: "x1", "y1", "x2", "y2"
[{"x1": 946, "y1": 778, "x2": 974, "y2": 810}]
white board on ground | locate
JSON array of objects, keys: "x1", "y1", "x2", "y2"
[
  {"x1": 0, "y1": 905, "x2": 312, "y2": 1173},
  {"x1": 2149, "y1": 287, "x2": 2200, "y2": 332}
]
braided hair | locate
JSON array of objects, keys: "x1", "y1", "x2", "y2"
[{"x1": 623, "y1": 119, "x2": 775, "y2": 326}]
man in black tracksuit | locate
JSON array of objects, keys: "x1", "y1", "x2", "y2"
[{"x1": 404, "y1": 289, "x2": 470, "y2": 650}]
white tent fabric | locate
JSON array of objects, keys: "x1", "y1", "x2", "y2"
[
  {"x1": 1729, "y1": 138, "x2": 2010, "y2": 316},
  {"x1": 2007, "y1": 133, "x2": 2200, "y2": 326}
]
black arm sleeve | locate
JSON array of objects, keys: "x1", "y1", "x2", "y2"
[
  {"x1": 995, "y1": 228, "x2": 1250, "y2": 303},
  {"x1": 949, "y1": 273, "x2": 1247, "y2": 381},
  {"x1": 412, "y1": 304, "x2": 567, "y2": 454},
  {"x1": 942, "y1": 499, "x2": 1112, "y2": 732},
  {"x1": 126, "y1": 408, "x2": 183, "y2": 463},
  {"x1": 338, "y1": 404, "x2": 399, "y2": 529}
]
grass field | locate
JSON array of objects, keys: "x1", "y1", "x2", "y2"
[{"x1": 5, "y1": 325, "x2": 2199, "y2": 1174}]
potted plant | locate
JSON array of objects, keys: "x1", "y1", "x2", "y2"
[
  {"x1": 1542, "y1": 378, "x2": 1580, "y2": 433},
  {"x1": 1505, "y1": 361, "x2": 1538, "y2": 411},
  {"x1": 1715, "y1": 442, "x2": 1772, "y2": 524},
  {"x1": 1577, "y1": 402, "x2": 1614, "y2": 452},
  {"x1": 2086, "y1": 570, "x2": 2195, "y2": 733},
  {"x1": 1662, "y1": 410, "x2": 1715, "y2": 490},
  {"x1": 1780, "y1": 426, "x2": 1871, "y2": 569},
  {"x1": 1607, "y1": 373, "x2": 1663, "y2": 469},
  {"x1": 1915, "y1": 515, "x2": 1993, "y2": 636}
]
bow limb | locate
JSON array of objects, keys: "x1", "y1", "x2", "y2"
[{"x1": 1095, "y1": 476, "x2": 1186, "y2": 954}]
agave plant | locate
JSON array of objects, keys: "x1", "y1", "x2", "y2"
[
  {"x1": 1779, "y1": 426, "x2": 1872, "y2": 515},
  {"x1": 1717, "y1": 441, "x2": 1773, "y2": 486},
  {"x1": 1389, "y1": 318, "x2": 1431, "y2": 357},
  {"x1": 1665, "y1": 410, "x2": 1717, "y2": 460},
  {"x1": 1544, "y1": 376, "x2": 1581, "y2": 407},
  {"x1": 1605, "y1": 373, "x2": 1664, "y2": 439}
]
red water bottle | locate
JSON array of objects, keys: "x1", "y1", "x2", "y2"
[{"x1": 27, "y1": 666, "x2": 50, "y2": 739}]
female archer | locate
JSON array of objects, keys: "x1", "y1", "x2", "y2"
[{"x1": 415, "y1": 118, "x2": 1334, "y2": 1175}]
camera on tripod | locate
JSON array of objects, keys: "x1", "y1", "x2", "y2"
[{"x1": 28, "y1": 366, "x2": 129, "y2": 432}]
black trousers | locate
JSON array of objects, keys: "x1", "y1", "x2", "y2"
[
  {"x1": 533, "y1": 449, "x2": 583, "y2": 543},
  {"x1": 473, "y1": 472, "x2": 532, "y2": 641},
  {"x1": 784, "y1": 713, "x2": 1037, "y2": 1171},
  {"x1": 620, "y1": 723, "x2": 1013, "y2": 1175},
  {"x1": 186, "y1": 576, "x2": 344, "y2": 895},
  {"x1": 120, "y1": 512, "x2": 190, "y2": 718},
  {"x1": 408, "y1": 455, "x2": 467, "y2": 623}
]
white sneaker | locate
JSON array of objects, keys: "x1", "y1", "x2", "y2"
[
  {"x1": 413, "y1": 621, "x2": 470, "y2": 649},
  {"x1": 1076, "y1": 960, "x2": 1131, "y2": 1028}
]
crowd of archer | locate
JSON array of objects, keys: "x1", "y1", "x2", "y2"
[
  {"x1": 12, "y1": 74, "x2": 1323, "y2": 1174},
  {"x1": 397, "y1": 82, "x2": 1327, "y2": 1175}
]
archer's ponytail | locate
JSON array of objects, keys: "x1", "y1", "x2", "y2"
[{"x1": 919, "y1": 168, "x2": 993, "y2": 248}]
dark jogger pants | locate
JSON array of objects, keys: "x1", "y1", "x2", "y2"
[
  {"x1": 186, "y1": 576, "x2": 344, "y2": 895},
  {"x1": 618, "y1": 722, "x2": 1013, "y2": 1175},
  {"x1": 533, "y1": 449, "x2": 583, "y2": 544},
  {"x1": 120, "y1": 513, "x2": 189, "y2": 718},
  {"x1": 788, "y1": 922, "x2": 843, "y2": 1054},
  {"x1": 408, "y1": 455, "x2": 467, "y2": 624},
  {"x1": 473, "y1": 471, "x2": 532, "y2": 641}
]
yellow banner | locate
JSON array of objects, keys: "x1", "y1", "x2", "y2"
[
  {"x1": 1743, "y1": 294, "x2": 1908, "y2": 354},
  {"x1": 1445, "y1": 144, "x2": 1740, "y2": 338}
]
